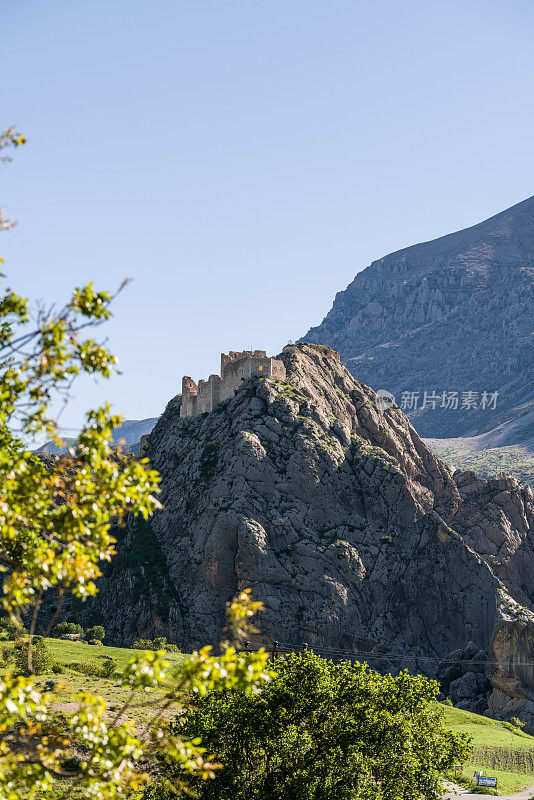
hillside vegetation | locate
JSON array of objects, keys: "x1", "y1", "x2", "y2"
[
  {"x1": 2, "y1": 638, "x2": 187, "y2": 730},
  {"x1": 441, "y1": 703, "x2": 534, "y2": 793},
  {"x1": 427, "y1": 442, "x2": 534, "y2": 490},
  {"x1": 15, "y1": 640, "x2": 534, "y2": 794}
]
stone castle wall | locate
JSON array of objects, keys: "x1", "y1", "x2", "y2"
[{"x1": 180, "y1": 350, "x2": 286, "y2": 418}]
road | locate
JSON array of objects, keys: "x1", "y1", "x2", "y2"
[{"x1": 443, "y1": 780, "x2": 534, "y2": 799}]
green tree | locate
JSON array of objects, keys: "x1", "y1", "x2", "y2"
[
  {"x1": 52, "y1": 622, "x2": 84, "y2": 638},
  {"x1": 0, "y1": 130, "x2": 271, "y2": 798},
  {"x1": 85, "y1": 625, "x2": 105, "y2": 642},
  {"x1": 160, "y1": 651, "x2": 471, "y2": 800},
  {"x1": 13, "y1": 636, "x2": 53, "y2": 676}
]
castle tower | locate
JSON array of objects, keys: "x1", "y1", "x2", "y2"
[
  {"x1": 221, "y1": 350, "x2": 267, "y2": 376},
  {"x1": 180, "y1": 376, "x2": 198, "y2": 418},
  {"x1": 180, "y1": 350, "x2": 285, "y2": 418}
]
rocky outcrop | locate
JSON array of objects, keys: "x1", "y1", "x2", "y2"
[
  {"x1": 452, "y1": 472, "x2": 534, "y2": 608},
  {"x1": 438, "y1": 642, "x2": 491, "y2": 714},
  {"x1": 86, "y1": 344, "x2": 534, "y2": 724},
  {"x1": 302, "y1": 195, "x2": 534, "y2": 441},
  {"x1": 487, "y1": 593, "x2": 534, "y2": 731}
]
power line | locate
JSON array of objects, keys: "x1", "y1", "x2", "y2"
[{"x1": 246, "y1": 641, "x2": 534, "y2": 668}]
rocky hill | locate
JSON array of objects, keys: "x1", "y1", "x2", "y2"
[
  {"x1": 302, "y1": 195, "x2": 534, "y2": 442},
  {"x1": 85, "y1": 344, "x2": 534, "y2": 728}
]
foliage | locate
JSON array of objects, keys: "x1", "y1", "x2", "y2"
[
  {"x1": 52, "y1": 622, "x2": 84, "y2": 638},
  {"x1": 472, "y1": 744, "x2": 534, "y2": 775},
  {"x1": 1, "y1": 590, "x2": 270, "y2": 800},
  {"x1": 99, "y1": 658, "x2": 117, "y2": 678},
  {"x1": 155, "y1": 651, "x2": 471, "y2": 800},
  {"x1": 432, "y1": 443, "x2": 534, "y2": 490},
  {"x1": 0, "y1": 127, "x2": 26, "y2": 232},
  {"x1": 85, "y1": 625, "x2": 105, "y2": 642},
  {"x1": 0, "y1": 616, "x2": 24, "y2": 639},
  {"x1": 0, "y1": 139, "x2": 271, "y2": 800},
  {"x1": 67, "y1": 660, "x2": 104, "y2": 676},
  {"x1": 64, "y1": 656, "x2": 117, "y2": 678},
  {"x1": 510, "y1": 717, "x2": 524, "y2": 730},
  {"x1": 110, "y1": 516, "x2": 180, "y2": 619},
  {"x1": 132, "y1": 636, "x2": 179, "y2": 653},
  {"x1": 13, "y1": 636, "x2": 54, "y2": 676}
]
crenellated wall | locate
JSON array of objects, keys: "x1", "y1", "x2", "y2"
[
  {"x1": 180, "y1": 350, "x2": 286, "y2": 418},
  {"x1": 219, "y1": 354, "x2": 285, "y2": 402}
]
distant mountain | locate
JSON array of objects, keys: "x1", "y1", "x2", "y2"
[
  {"x1": 302, "y1": 196, "x2": 534, "y2": 443},
  {"x1": 35, "y1": 417, "x2": 158, "y2": 455}
]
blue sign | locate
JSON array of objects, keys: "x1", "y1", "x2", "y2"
[{"x1": 477, "y1": 776, "x2": 497, "y2": 787}]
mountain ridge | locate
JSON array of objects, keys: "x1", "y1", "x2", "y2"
[
  {"x1": 35, "y1": 417, "x2": 158, "y2": 455},
  {"x1": 302, "y1": 195, "x2": 534, "y2": 441}
]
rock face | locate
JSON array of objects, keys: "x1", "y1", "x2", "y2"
[
  {"x1": 486, "y1": 594, "x2": 534, "y2": 728},
  {"x1": 302, "y1": 195, "x2": 534, "y2": 441},
  {"x1": 87, "y1": 344, "x2": 534, "y2": 725}
]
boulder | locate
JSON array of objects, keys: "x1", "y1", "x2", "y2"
[{"x1": 450, "y1": 672, "x2": 479, "y2": 702}]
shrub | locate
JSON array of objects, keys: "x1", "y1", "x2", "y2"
[
  {"x1": 98, "y1": 658, "x2": 117, "y2": 678},
  {"x1": 68, "y1": 658, "x2": 117, "y2": 678},
  {"x1": 85, "y1": 625, "x2": 105, "y2": 642},
  {"x1": 132, "y1": 636, "x2": 179, "y2": 653},
  {"x1": 132, "y1": 638, "x2": 154, "y2": 650},
  {"x1": 52, "y1": 622, "x2": 84, "y2": 638},
  {"x1": 510, "y1": 716, "x2": 524, "y2": 729},
  {"x1": 2, "y1": 643, "x2": 14, "y2": 664},
  {"x1": 67, "y1": 661, "x2": 101, "y2": 676},
  {"x1": 60, "y1": 753, "x2": 82, "y2": 773},
  {"x1": 0, "y1": 617, "x2": 25, "y2": 639},
  {"x1": 14, "y1": 636, "x2": 54, "y2": 676},
  {"x1": 159, "y1": 651, "x2": 472, "y2": 800}
]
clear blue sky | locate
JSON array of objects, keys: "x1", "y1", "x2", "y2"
[{"x1": 2, "y1": 0, "x2": 534, "y2": 431}]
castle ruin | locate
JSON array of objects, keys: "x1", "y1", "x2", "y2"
[{"x1": 180, "y1": 350, "x2": 286, "y2": 418}]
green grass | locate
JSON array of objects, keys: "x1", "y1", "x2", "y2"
[
  {"x1": 14, "y1": 638, "x2": 189, "y2": 729},
  {"x1": 432, "y1": 444, "x2": 534, "y2": 489},
  {"x1": 46, "y1": 637, "x2": 185, "y2": 672},
  {"x1": 441, "y1": 703, "x2": 534, "y2": 793},
  {"x1": 29, "y1": 639, "x2": 186, "y2": 800}
]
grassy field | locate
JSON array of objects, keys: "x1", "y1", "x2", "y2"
[
  {"x1": 0, "y1": 638, "x2": 189, "y2": 798},
  {"x1": 428, "y1": 443, "x2": 534, "y2": 489},
  {"x1": 46, "y1": 636, "x2": 185, "y2": 672},
  {"x1": 441, "y1": 703, "x2": 534, "y2": 794},
  {"x1": 23, "y1": 638, "x2": 188, "y2": 729}
]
